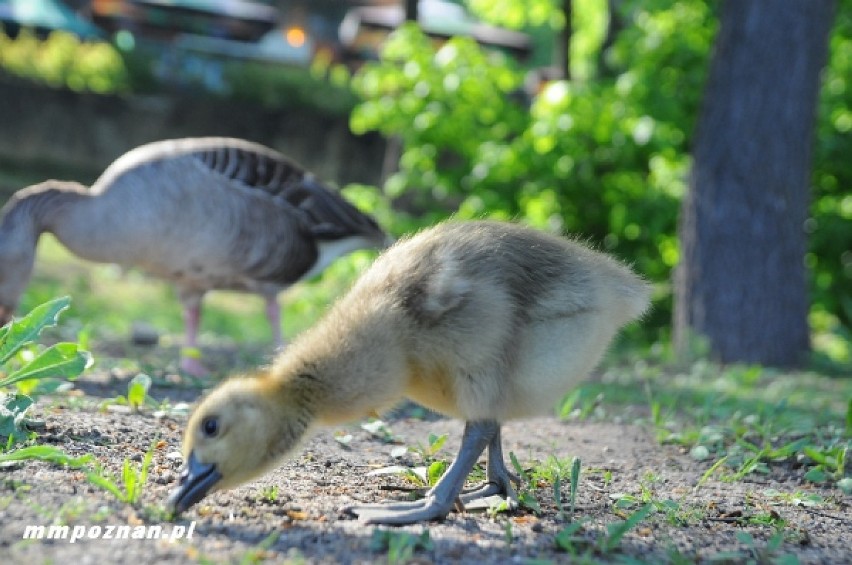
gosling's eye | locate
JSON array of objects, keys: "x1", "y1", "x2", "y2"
[{"x1": 201, "y1": 416, "x2": 219, "y2": 438}]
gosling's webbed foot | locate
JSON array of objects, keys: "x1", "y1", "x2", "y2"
[
  {"x1": 345, "y1": 420, "x2": 500, "y2": 525},
  {"x1": 345, "y1": 494, "x2": 459, "y2": 525}
]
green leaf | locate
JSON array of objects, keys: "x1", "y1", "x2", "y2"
[
  {"x1": 509, "y1": 451, "x2": 530, "y2": 483},
  {"x1": 0, "y1": 392, "x2": 34, "y2": 441},
  {"x1": 519, "y1": 491, "x2": 541, "y2": 514},
  {"x1": 0, "y1": 444, "x2": 92, "y2": 467},
  {"x1": 603, "y1": 504, "x2": 654, "y2": 551},
  {"x1": 554, "y1": 520, "x2": 585, "y2": 552},
  {"x1": 569, "y1": 456, "x2": 581, "y2": 516},
  {"x1": 127, "y1": 373, "x2": 152, "y2": 410},
  {"x1": 86, "y1": 470, "x2": 126, "y2": 502},
  {"x1": 427, "y1": 460, "x2": 447, "y2": 486},
  {"x1": 427, "y1": 432, "x2": 447, "y2": 455},
  {"x1": 123, "y1": 458, "x2": 137, "y2": 502},
  {"x1": 735, "y1": 531, "x2": 755, "y2": 546},
  {"x1": 136, "y1": 439, "x2": 157, "y2": 502},
  {"x1": 803, "y1": 446, "x2": 828, "y2": 465},
  {"x1": 0, "y1": 343, "x2": 90, "y2": 388},
  {"x1": 0, "y1": 297, "x2": 71, "y2": 366},
  {"x1": 846, "y1": 399, "x2": 852, "y2": 438},
  {"x1": 804, "y1": 468, "x2": 828, "y2": 483}
]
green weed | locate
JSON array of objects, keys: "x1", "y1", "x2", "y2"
[
  {"x1": 259, "y1": 485, "x2": 279, "y2": 503},
  {"x1": 0, "y1": 297, "x2": 91, "y2": 442},
  {"x1": 239, "y1": 532, "x2": 282, "y2": 565},
  {"x1": 85, "y1": 439, "x2": 157, "y2": 505},
  {"x1": 555, "y1": 504, "x2": 654, "y2": 556},
  {"x1": 0, "y1": 444, "x2": 92, "y2": 467},
  {"x1": 370, "y1": 529, "x2": 433, "y2": 564},
  {"x1": 98, "y1": 373, "x2": 155, "y2": 413},
  {"x1": 708, "y1": 531, "x2": 800, "y2": 565}
]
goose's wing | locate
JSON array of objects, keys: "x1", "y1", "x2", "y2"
[
  {"x1": 190, "y1": 139, "x2": 384, "y2": 242},
  {"x1": 277, "y1": 177, "x2": 384, "y2": 241},
  {"x1": 191, "y1": 139, "x2": 306, "y2": 197}
]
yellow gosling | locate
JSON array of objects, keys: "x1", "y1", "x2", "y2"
[{"x1": 166, "y1": 220, "x2": 651, "y2": 525}]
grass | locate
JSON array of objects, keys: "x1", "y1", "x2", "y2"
[
  {"x1": 85, "y1": 438, "x2": 158, "y2": 505},
  {"x1": 564, "y1": 356, "x2": 852, "y2": 495}
]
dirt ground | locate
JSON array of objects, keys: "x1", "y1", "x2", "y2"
[{"x1": 1, "y1": 358, "x2": 850, "y2": 564}]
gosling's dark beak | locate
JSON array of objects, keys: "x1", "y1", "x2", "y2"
[{"x1": 166, "y1": 451, "x2": 222, "y2": 515}]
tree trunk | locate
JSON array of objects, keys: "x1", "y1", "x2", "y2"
[
  {"x1": 674, "y1": 0, "x2": 835, "y2": 367},
  {"x1": 552, "y1": 0, "x2": 572, "y2": 80},
  {"x1": 405, "y1": 0, "x2": 418, "y2": 22}
]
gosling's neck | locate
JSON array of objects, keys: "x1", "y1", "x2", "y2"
[
  {"x1": 267, "y1": 301, "x2": 409, "y2": 427},
  {"x1": 256, "y1": 368, "x2": 325, "y2": 434}
]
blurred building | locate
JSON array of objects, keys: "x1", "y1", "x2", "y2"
[{"x1": 0, "y1": 1, "x2": 533, "y2": 93}]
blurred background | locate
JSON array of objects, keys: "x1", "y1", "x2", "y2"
[{"x1": 0, "y1": 0, "x2": 849, "y2": 373}]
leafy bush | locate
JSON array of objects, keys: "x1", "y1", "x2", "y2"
[
  {"x1": 0, "y1": 297, "x2": 91, "y2": 442},
  {"x1": 350, "y1": 1, "x2": 852, "y2": 358},
  {"x1": 0, "y1": 28, "x2": 128, "y2": 93}
]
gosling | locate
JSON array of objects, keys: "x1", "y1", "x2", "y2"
[{"x1": 167, "y1": 220, "x2": 651, "y2": 525}]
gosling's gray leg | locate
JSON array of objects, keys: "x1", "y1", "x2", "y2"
[
  {"x1": 458, "y1": 427, "x2": 519, "y2": 506},
  {"x1": 347, "y1": 420, "x2": 498, "y2": 525}
]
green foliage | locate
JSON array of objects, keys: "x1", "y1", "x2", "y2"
[
  {"x1": 126, "y1": 373, "x2": 152, "y2": 411},
  {"x1": 85, "y1": 439, "x2": 157, "y2": 505},
  {"x1": 370, "y1": 529, "x2": 434, "y2": 564},
  {"x1": 554, "y1": 504, "x2": 653, "y2": 556},
  {"x1": 0, "y1": 297, "x2": 91, "y2": 442},
  {"x1": 610, "y1": 359, "x2": 852, "y2": 493},
  {"x1": 0, "y1": 27, "x2": 128, "y2": 93},
  {"x1": 0, "y1": 444, "x2": 92, "y2": 468},
  {"x1": 223, "y1": 57, "x2": 356, "y2": 116},
  {"x1": 811, "y1": 0, "x2": 852, "y2": 336},
  {"x1": 351, "y1": 23, "x2": 528, "y2": 206},
  {"x1": 350, "y1": 5, "x2": 717, "y2": 338},
  {"x1": 351, "y1": 1, "x2": 852, "y2": 352},
  {"x1": 466, "y1": 0, "x2": 564, "y2": 30}
]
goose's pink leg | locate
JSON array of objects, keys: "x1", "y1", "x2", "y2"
[
  {"x1": 180, "y1": 304, "x2": 208, "y2": 376},
  {"x1": 265, "y1": 296, "x2": 284, "y2": 348}
]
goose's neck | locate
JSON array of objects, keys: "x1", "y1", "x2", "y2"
[{"x1": 1, "y1": 180, "x2": 89, "y2": 239}]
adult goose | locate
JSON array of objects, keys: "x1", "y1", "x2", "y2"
[
  {"x1": 0, "y1": 137, "x2": 388, "y2": 375},
  {"x1": 166, "y1": 220, "x2": 651, "y2": 524}
]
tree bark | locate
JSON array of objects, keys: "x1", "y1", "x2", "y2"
[
  {"x1": 405, "y1": 0, "x2": 418, "y2": 22},
  {"x1": 552, "y1": 0, "x2": 572, "y2": 80},
  {"x1": 674, "y1": 0, "x2": 835, "y2": 367}
]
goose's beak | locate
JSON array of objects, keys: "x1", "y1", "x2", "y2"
[{"x1": 166, "y1": 451, "x2": 222, "y2": 515}]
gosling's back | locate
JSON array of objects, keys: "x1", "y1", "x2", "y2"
[{"x1": 320, "y1": 221, "x2": 651, "y2": 422}]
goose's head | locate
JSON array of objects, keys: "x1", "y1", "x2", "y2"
[{"x1": 166, "y1": 375, "x2": 314, "y2": 515}]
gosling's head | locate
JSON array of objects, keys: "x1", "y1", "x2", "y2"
[{"x1": 166, "y1": 374, "x2": 315, "y2": 515}]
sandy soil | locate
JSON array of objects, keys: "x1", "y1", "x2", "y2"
[{"x1": 1, "y1": 364, "x2": 850, "y2": 564}]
